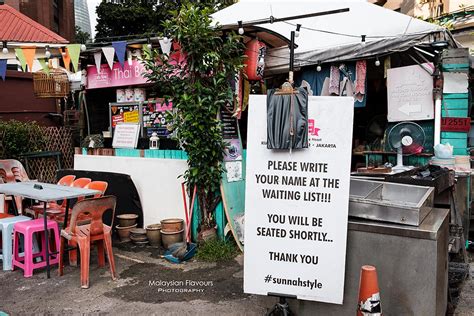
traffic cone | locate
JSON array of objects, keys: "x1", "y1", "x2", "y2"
[{"x1": 357, "y1": 265, "x2": 382, "y2": 316}]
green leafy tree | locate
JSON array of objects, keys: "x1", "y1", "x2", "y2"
[
  {"x1": 95, "y1": 0, "x2": 235, "y2": 40},
  {"x1": 75, "y1": 26, "x2": 91, "y2": 44},
  {"x1": 143, "y1": 2, "x2": 244, "y2": 236}
]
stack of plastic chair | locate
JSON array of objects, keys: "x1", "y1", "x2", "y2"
[
  {"x1": 24, "y1": 175, "x2": 76, "y2": 218},
  {"x1": 58, "y1": 196, "x2": 117, "y2": 288},
  {"x1": 12, "y1": 218, "x2": 60, "y2": 277},
  {"x1": 0, "y1": 215, "x2": 31, "y2": 271},
  {"x1": 33, "y1": 177, "x2": 91, "y2": 222},
  {"x1": 0, "y1": 160, "x2": 30, "y2": 214}
]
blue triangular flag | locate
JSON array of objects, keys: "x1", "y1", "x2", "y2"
[
  {"x1": 0, "y1": 59, "x2": 7, "y2": 81},
  {"x1": 112, "y1": 41, "x2": 127, "y2": 68}
]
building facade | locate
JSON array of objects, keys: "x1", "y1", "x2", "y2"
[
  {"x1": 74, "y1": 0, "x2": 91, "y2": 36},
  {"x1": 368, "y1": 0, "x2": 473, "y2": 50},
  {"x1": 3, "y1": 0, "x2": 75, "y2": 42}
]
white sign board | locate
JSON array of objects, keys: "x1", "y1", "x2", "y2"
[
  {"x1": 244, "y1": 95, "x2": 354, "y2": 304},
  {"x1": 112, "y1": 123, "x2": 140, "y2": 148},
  {"x1": 443, "y1": 72, "x2": 468, "y2": 94},
  {"x1": 387, "y1": 63, "x2": 434, "y2": 122}
]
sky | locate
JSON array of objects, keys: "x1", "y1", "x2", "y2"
[{"x1": 87, "y1": 0, "x2": 100, "y2": 39}]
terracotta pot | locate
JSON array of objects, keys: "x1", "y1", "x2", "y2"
[
  {"x1": 146, "y1": 224, "x2": 162, "y2": 247},
  {"x1": 160, "y1": 218, "x2": 184, "y2": 232},
  {"x1": 116, "y1": 223, "x2": 137, "y2": 242},
  {"x1": 161, "y1": 229, "x2": 184, "y2": 249},
  {"x1": 117, "y1": 214, "x2": 138, "y2": 227}
]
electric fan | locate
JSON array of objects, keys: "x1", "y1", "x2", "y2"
[{"x1": 387, "y1": 122, "x2": 425, "y2": 173}]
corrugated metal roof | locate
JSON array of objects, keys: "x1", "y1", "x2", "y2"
[{"x1": 0, "y1": 4, "x2": 68, "y2": 44}]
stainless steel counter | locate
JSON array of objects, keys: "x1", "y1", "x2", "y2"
[{"x1": 294, "y1": 208, "x2": 449, "y2": 316}]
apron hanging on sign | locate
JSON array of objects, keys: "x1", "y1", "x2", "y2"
[{"x1": 266, "y1": 87, "x2": 309, "y2": 150}]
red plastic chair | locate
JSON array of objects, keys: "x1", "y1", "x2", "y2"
[
  {"x1": 58, "y1": 196, "x2": 117, "y2": 288},
  {"x1": 25, "y1": 175, "x2": 77, "y2": 218}
]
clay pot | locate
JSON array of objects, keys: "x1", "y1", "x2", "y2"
[
  {"x1": 117, "y1": 214, "x2": 138, "y2": 227},
  {"x1": 160, "y1": 218, "x2": 184, "y2": 232},
  {"x1": 161, "y1": 229, "x2": 184, "y2": 249},
  {"x1": 146, "y1": 224, "x2": 162, "y2": 247},
  {"x1": 116, "y1": 223, "x2": 137, "y2": 242}
]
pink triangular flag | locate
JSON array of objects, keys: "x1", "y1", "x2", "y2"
[
  {"x1": 101, "y1": 47, "x2": 115, "y2": 70},
  {"x1": 94, "y1": 51, "x2": 102, "y2": 73}
]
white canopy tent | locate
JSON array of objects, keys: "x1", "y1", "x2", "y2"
[{"x1": 212, "y1": 0, "x2": 454, "y2": 74}]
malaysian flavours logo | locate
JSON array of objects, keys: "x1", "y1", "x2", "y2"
[{"x1": 308, "y1": 119, "x2": 336, "y2": 149}]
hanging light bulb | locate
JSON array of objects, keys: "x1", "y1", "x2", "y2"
[
  {"x1": 80, "y1": 44, "x2": 87, "y2": 52},
  {"x1": 163, "y1": 36, "x2": 169, "y2": 44},
  {"x1": 375, "y1": 56, "x2": 381, "y2": 67},
  {"x1": 316, "y1": 61, "x2": 322, "y2": 72},
  {"x1": 2, "y1": 42, "x2": 8, "y2": 55},
  {"x1": 361, "y1": 35, "x2": 366, "y2": 46},
  {"x1": 295, "y1": 24, "x2": 302, "y2": 38},
  {"x1": 45, "y1": 45, "x2": 51, "y2": 59},
  {"x1": 238, "y1": 21, "x2": 244, "y2": 35}
]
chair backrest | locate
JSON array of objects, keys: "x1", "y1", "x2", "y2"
[
  {"x1": 69, "y1": 196, "x2": 116, "y2": 237},
  {"x1": 0, "y1": 159, "x2": 29, "y2": 183},
  {"x1": 58, "y1": 175, "x2": 76, "y2": 186},
  {"x1": 85, "y1": 181, "x2": 108, "y2": 198},
  {"x1": 72, "y1": 177, "x2": 91, "y2": 188}
]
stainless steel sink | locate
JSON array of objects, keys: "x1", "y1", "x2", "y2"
[{"x1": 349, "y1": 178, "x2": 434, "y2": 226}]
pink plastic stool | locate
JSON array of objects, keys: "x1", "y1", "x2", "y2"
[{"x1": 12, "y1": 218, "x2": 60, "y2": 277}]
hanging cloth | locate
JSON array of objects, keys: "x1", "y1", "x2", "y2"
[
  {"x1": 267, "y1": 87, "x2": 308, "y2": 150},
  {"x1": 328, "y1": 65, "x2": 340, "y2": 95},
  {"x1": 354, "y1": 60, "x2": 367, "y2": 102}
]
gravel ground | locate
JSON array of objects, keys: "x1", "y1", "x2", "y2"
[
  {"x1": 454, "y1": 252, "x2": 474, "y2": 316},
  {"x1": 1, "y1": 244, "x2": 473, "y2": 315},
  {"x1": 0, "y1": 244, "x2": 273, "y2": 315}
]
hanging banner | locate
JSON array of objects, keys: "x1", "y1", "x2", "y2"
[
  {"x1": 61, "y1": 47, "x2": 71, "y2": 71},
  {"x1": 159, "y1": 39, "x2": 172, "y2": 56},
  {"x1": 0, "y1": 59, "x2": 7, "y2": 81},
  {"x1": 15, "y1": 48, "x2": 27, "y2": 72},
  {"x1": 94, "y1": 51, "x2": 102, "y2": 73},
  {"x1": 244, "y1": 95, "x2": 354, "y2": 304},
  {"x1": 112, "y1": 41, "x2": 127, "y2": 68},
  {"x1": 22, "y1": 47, "x2": 36, "y2": 72},
  {"x1": 38, "y1": 58, "x2": 50, "y2": 74},
  {"x1": 102, "y1": 47, "x2": 115, "y2": 70},
  {"x1": 67, "y1": 44, "x2": 81, "y2": 72},
  {"x1": 86, "y1": 60, "x2": 148, "y2": 89}
]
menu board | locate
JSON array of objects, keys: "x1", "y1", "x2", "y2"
[
  {"x1": 220, "y1": 104, "x2": 239, "y2": 140},
  {"x1": 142, "y1": 99, "x2": 173, "y2": 137},
  {"x1": 110, "y1": 103, "x2": 140, "y2": 128}
]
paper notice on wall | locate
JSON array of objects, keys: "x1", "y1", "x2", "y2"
[
  {"x1": 123, "y1": 110, "x2": 139, "y2": 123},
  {"x1": 443, "y1": 72, "x2": 468, "y2": 94},
  {"x1": 244, "y1": 95, "x2": 354, "y2": 304},
  {"x1": 112, "y1": 123, "x2": 140, "y2": 149}
]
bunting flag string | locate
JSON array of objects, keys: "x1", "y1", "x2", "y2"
[
  {"x1": 15, "y1": 48, "x2": 27, "y2": 72},
  {"x1": 0, "y1": 59, "x2": 7, "y2": 81},
  {"x1": 22, "y1": 47, "x2": 36, "y2": 72},
  {"x1": 38, "y1": 58, "x2": 50, "y2": 75},
  {"x1": 102, "y1": 46, "x2": 115, "y2": 70},
  {"x1": 112, "y1": 41, "x2": 127, "y2": 68},
  {"x1": 142, "y1": 44, "x2": 151, "y2": 59},
  {"x1": 67, "y1": 44, "x2": 81, "y2": 72},
  {"x1": 159, "y1": 39, "x2": 172, "y2": 56},
  {"x1": 61, "y1": 47, "x2": 71, "y2": 71},
  {"x1": 94, "y1": 51, "x2": 102, "y2": 73}
]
